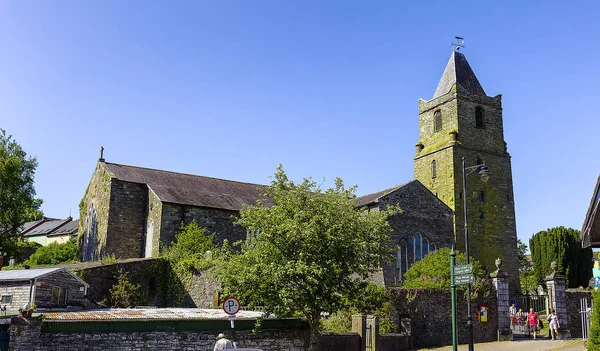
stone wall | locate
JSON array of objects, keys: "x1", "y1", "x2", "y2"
[
  {"x1": 72, "y1": 259, "x2": 221, "y2": 308},
  {"x1": 390, "y1": 288, "x2": 498, "y2": 348},
  {"x1": 72, "y1": 259, "x2": 171, "y2": 307},
  {"x1": 35, "y1": 270, "x2": 88, "y2": 308},
  {"x1": 78, "y1": 163, "x2": 113, "y2": 261},
  {"x1": 106, "y1": 179, "x2": 148, "y2": 259},
  {"x1": 565, "y1": 290, "x2": 592, "y2": 338},
  {"x1": 160, "y1": 204, "x2": 246, "y2": 248},
  {"x1": 145, "y1": 189, "x2": 163, "y2": 258},
  {"x1": 0, "y1": 281, "x2": 30, "y2": 310},
  {"x1": 376, "y1": 181, "x2": 454, "y2": 286},
  {"x1": 379, "y1": 334, "x2": 413, "y2": 350},
  {"x1": 9, "y1": 318, "x2": 308, "y2": 351},
  {"x1": 317, "y1": 333, "x2": 359, "y2": 351}
]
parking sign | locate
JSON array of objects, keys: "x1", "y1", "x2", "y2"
[{"x1": 223, "y1": 296, "x2": 241, "y2": 315}]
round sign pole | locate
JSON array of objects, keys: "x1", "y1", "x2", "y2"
[
  {"x1": 223, "y1": 296, "x2": 240, "y2": 329},
  {"x1": 223, "y1": 296, "x2": 240, "y2": 348}
]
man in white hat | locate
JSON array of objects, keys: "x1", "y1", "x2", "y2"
[{"x1": 214, "y1": 333, "x2": 233, "y2": 350}]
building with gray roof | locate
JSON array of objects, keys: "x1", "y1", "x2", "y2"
[
  {"x1": 0, "y1": 267, "x2": 89, "y2": 313},
  {"x1": 19, "y1": 217, "x2": 78, "y2": 246}
]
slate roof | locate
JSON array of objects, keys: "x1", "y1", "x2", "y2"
[
  {"x1": 103, "y1": 163, "x2": 268, "y2": 211},
  {"x1": 355, "y1": 186, "x2": 402, "y2": 208},
  {"x1": 48, "y1": 220, "x2": 79, "y2": 237},
  {"x1": 20, "y1": 217, "x2": 78, "y2": 237},
  {"x1": 24, "y1": 218, "x2": 70, "y2": 236},
  {"x1": 0, "y1": 267, "x2": 62, "y2": 281},
  {"x1": 433, "y1": 51, "x2": 486, "y2": 99}
]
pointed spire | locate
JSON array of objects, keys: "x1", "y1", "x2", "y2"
[{"x1": 433, "y1": 51, "x2": 486, "y2": 99}]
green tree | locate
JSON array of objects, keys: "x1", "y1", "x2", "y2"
[
  {"x1": 321, "y1": 283, "x2": 395, "y2": 334},
  {"x1": 216, "y1": 166, "x2": 397, "y2": 351},
  {"x1": 517, "y1": 239, "x2": 531, "y2": 273},
  {"x1": 109, "y1": 269, "x2": 146, "y2": 308},
  {"x1": 160, "y1": 220, "x2": 217, "y2": 305},
  {"x1": 25, "y1": 238, "x2": 78, "y2": 266},
  {"x1": 0, "y1": 129, "x2": 43, "y2": 256},
  {"x1": 517, "y1": 239, "x2": 537, "y2": 293},
  {"x1": 529, "y1": 226, "x2": 593, "y2": 288},
  {"x1": 401, "y1": 248, "x2": 492, "y2": 300}
]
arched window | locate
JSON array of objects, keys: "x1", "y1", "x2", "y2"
[
  {"x1": 433, "y1": 110, "x2": 442, "y2": 132},
  {"x1": 475, "y1": 107, "x2": 484, "y2": 128},
  {"x1": 409, "y1": 236, "x2": 415, "y2": 265},
  {"x1": 414, "y1": 234, "x2": 422, "y2": 262},
  {"x1": 401, "y1": 240, "x2": 408, "y2": 274},
  {"x1": 431, "y1": 160, "x2": 437, "y2": 179},
  {"x1": 423, "y1": 237, "x2": 430, "y2": 257},
  {"x1": 145, "y1": 219, "x2": 154, "y2": 258}
]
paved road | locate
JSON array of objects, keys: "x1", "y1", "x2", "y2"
[{"x1": 419, "y1": 338, "x2": 585, "y2": 351}]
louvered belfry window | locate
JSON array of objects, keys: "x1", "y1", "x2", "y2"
[
  {"x1": 434, "y1": 110, "x2": 442, "y2": 132},
  {"x1": 476, "y1": 107, "x2": 484, "y2": 128}
]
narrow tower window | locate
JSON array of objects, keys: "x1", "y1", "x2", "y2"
[
  {"x1": 480, "y1": 191, "x2": 486, "y2": 202},
  {"x1": 431, "y1": 160, "x2": 437, "y2": 179},
  {"x1": 475, "y1": 107, "x2": 484, "y2": 128},
  {"x1": 433, "y1": 110, "x2": 442, "y2": 132}
]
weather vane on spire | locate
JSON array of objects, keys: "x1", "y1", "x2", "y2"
[{"x1": 452, "y1": 36, "x2": 465, "y2": 51}]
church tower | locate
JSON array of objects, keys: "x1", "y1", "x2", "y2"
[{"x1": 414, "y1": 50, "x2": 519, "y2": 287}]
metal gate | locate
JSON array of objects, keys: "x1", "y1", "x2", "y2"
[
  {"x1": 516, "y1": 294, "x2": 548, "y2": 313},
  {"x1": 512, "y1": 294, "x2": 548, "y2": 338},
  {"x1": 581, "y1": 297, "x2": 592, "y2": 341}
]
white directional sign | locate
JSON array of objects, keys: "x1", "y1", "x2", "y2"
[
  {"x1": 223, "y1": 296, "x2": 241, "y2": 315},
  {"x1": 454, "y1": 264, "x2": 473, "y2": 275},
  {"x1": 455, "y1": 274, "x2": 474, "y2": 285}
]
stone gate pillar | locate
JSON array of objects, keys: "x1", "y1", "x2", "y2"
[
  {"x1": 352, "y1": 314, "x2": 367, "y2": 351},
  {"x1": 490, "y1": 258, "x2": 512, "y2": 341},
  {"x1": 544, "y1": 261, "x2": 571, "y2": 338}
]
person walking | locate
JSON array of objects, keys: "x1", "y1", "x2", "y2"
[
  {"x1": 548, "y1": 308, "x2": 560, "y2": 340},
  {"x1": 516, "y1": 308, "x2": 526, "y2": 332},
  {"x1": 527, "y1": 308, "x2": 539, "y2": 340},
  {"x1": 214, "y1": 333, "x2": 234, "y2": 350},
  {"x1": 509, "y1": 303, "x2": 517, "y2": 329}
]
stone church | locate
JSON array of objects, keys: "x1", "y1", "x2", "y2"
[{"x1": 78, "y1": 50, "x2": 518, "y2": 287}]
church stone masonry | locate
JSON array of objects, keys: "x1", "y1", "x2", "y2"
[{"x1": 414, "y1": 51, "x2": 519, "y2": 287}]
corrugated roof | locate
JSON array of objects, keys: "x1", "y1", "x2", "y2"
[
  {"x1": 0, "y1": 267, "x2": 62, "y2": 281},
  {"x1": 103, "y1": 162, "x2": 269, "y2": 211},
  {"x1": 43, "y1": 308, "x2": 265, "y2": 321},
  {"x1": 433, "y1": 51, "x2": 486, "y2": 99}
]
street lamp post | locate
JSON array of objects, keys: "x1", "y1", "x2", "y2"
[{"x1": 461, "y1": 157, "x2": 490, "y2": 351}]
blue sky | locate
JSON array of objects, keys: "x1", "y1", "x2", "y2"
[{"x1": 1, "y1": 1, "x2": 599, "y2": 248}]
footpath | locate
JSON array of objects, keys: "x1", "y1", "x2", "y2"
[{"x1": 419, "y1": 338, "x2": 585, "y2": 351}]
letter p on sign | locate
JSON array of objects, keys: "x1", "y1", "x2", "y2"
[{"x1": 223, "y1": 296, "x2": 241, "y2": 315}]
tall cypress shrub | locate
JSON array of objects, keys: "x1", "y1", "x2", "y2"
[{"x1": 529, "y1": 226, "x2": 592, "y2": 288}]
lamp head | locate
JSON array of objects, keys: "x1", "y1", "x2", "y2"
[{"x1": 478, "y1": 165, "x2": 490, "y2": 182}]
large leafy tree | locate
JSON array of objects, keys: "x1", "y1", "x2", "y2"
[
  {"x1": 0, "y1": 129, "x2": 43, "y2": 256},
  {"x1": 216, "y1": 166, "x2": 397, "y2": 350},
  {"x1": 529, "y1": 226, "x2": 593, "y2": 288},
  {"x1": 402, "y1": 248, "x2": 487, "y2": 289},
  {"x1": 517, "y1": 239, "x2": 537, "y2": 293}
]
